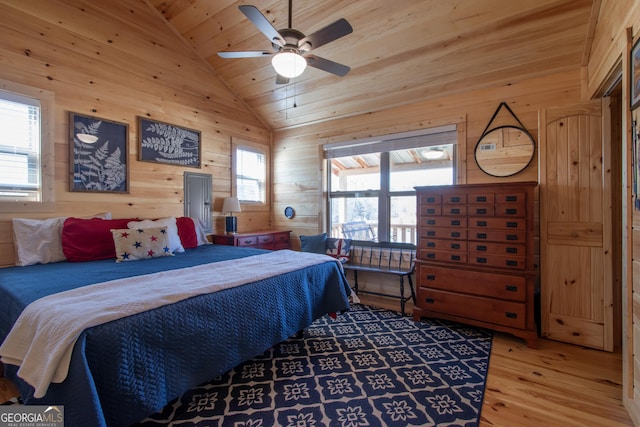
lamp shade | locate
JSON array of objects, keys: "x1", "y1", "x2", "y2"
[
  {"x1": 271, "y1": 51, "x2": 307, "y2": 78},
  {"x1": 222, "y1": 197, "x2": 241, "y2": 214}
]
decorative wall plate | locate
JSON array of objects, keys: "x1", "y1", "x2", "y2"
[{"x1": 284, "y1": 206, "x2": 295, "y2": 219}]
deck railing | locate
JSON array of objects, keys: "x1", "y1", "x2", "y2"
[{"x1": 330, "y1": 223, "x2": 417, "y2": 244}]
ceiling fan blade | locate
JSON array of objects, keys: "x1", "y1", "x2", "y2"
[
  {"x1": 298, "y1": 18, "x2": 353, "y2": 51},
  {"x1": 275, "y1": 74, "x2": 290, "y2": 85},
  {"x1": 305, "y1": 54, "x2": 350, "y2": 77},
  {"x1": 217, "y1": 50, "x2": 273, "y2": 58},
  {"x1": 239, "y1": 5, "x2": 285, "y2": 47}
]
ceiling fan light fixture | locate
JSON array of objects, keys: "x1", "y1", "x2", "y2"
[{"x1": 272, "y1": 51, "x2": 307, "y2": 78}]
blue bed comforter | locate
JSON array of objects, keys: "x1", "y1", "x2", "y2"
[{"x1": 0, "y1": 245, "x2": 351, "y2": 427}]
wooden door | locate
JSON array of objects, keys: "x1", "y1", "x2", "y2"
[{"x1": 539, "y1": 98, "x2": 614, "y2": 351}]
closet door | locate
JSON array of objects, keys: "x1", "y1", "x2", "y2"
[{"x1": 539, "y1": 98, "x2": 613, "y2": 351}]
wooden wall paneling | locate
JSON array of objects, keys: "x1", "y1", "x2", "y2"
[
  {"x1": 0, "y1": 0, "x2": 270, "y2": 267},
  {"x1": 273, "y1": 70, "x2": 583, "y2": 302},
  {"x1": 587, "y1": 0, "x2": 640, "y2": 98}
]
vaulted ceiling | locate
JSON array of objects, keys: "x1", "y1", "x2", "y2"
[{"x1": 148, "y1": 0, "x2": 596, "y2": 131}]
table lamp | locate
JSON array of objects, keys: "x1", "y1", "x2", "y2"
[{"x1": 222, "y1": 197, "x2": 241, "y2": 234}]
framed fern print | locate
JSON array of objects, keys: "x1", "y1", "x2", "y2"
[
  {"x1": 138, "y1": 117, "x2": 201, "y2": 168},
  {"x1": 69, "y1": 112, "x2": 129, "y2": 193}
]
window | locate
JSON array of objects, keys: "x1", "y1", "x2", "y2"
[
  {"x1": 325, "y1": 125, "x2": 457, "y2": 244},
  {"x1": 0, "y1": 80, "x2": 54, "y2": 210},
  {"x1": 231, "y1": 137, "x2": 269, "y2": 207}
]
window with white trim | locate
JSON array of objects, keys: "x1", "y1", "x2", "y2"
[
  {"x1": 231, "y1": 138, "x2": 269, "y2": 206},
  {"x1": 0, "y1": 82, "x2": 53, "y2": 206},
  {"x1": 325, "y1": 125, "x2": 457, "y2": 244}
]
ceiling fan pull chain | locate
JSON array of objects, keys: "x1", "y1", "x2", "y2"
[{"x1": 288, "y1": 0, "x2": 293, "y2": 28}]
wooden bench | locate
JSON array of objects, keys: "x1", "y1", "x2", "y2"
[{"x1": 343, "y1": 241, "x2": 417, "y2": 315}]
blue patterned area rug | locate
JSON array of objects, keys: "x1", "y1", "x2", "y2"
[{"x1": 134, "y1": 304, "x2": 492, "y2": 427}]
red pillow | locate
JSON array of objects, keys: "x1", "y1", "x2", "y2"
[
  {"x1": 176, "y1": 217, "x2": 198, "y2": 249},
  {"x1": 61, "y1": 217, "x2": 137, "y2": 262}
]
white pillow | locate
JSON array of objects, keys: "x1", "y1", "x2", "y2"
[
  {"x1": 13, "y1": 217, "x2": 66, "y2": 266},
  {"x1": 190, "y1": 217, "x2": 211, "y2": 246},
  {"x1": 127, "y1": 217, "x2": 185, "y2": 253},
  {"x1": 12, "y1": 212, "x2": 112, "y2": 266}
]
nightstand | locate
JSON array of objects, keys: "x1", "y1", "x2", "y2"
[{"x1": 209, "y1": 230, "x2": 291, "y2": 250}]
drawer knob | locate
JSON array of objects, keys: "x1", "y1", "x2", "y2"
[
  {"x1": 506, "y1": 260, "x2": 518, "y2": 267},
  {"x1": 506, "y1": 235, "x2": 518, "y2": 241},
  {"x1": 505, "y1": 312, "x2": 518, "y2": 319},
  {"x1": 451, "y1": 208, "x2": 460, "y2": 214},
  {"x1": 476, "y1": 208, "x2": 487, "y2": 214},
  {"x1": 506, "y1": 208, "x2": 518, "y2": 215},
  {"x1": 427, "y1": 242, "x2": 435, "y2": 248},
  {"x1": 427, "y1": 253, "x2": 435, "y2": 259},
  {"x1": 451, "y1": 243, "x2": 460, "y2": 249},
  {"x1": 506, "y1": 247, "x2": 518, "y2": 254},
  {"x1": 477, "y1": 233, "x2": 487, "y2": 239},
  {"x1": 476, "y1": 245, "x2": 487, "y2": 251},
  {"x1": 506, "y1": 196, "x2": 518, "y2": 202},
  {"x1": 505, "y1": 285, "x2": 518, "y2": 292},
  {"x1": 451, "y1": 197, "x2": 460, "y2": 202},
  {"x1": 451, "y1": 220, "x2": 460, "y2": 226},
  {"x1": 477, "y1": 221, "x2": 487, "y2": 227},
  {"x1": 476, "y1": 257, "x2": 487, "y2": 263},
  {"x1": 451, "y1": 232, "x2": 460, "y2": 238},
  {"x1": 426, "y1": 275, "x2": 436, "y2": 280},
  {"x1": 425, "y1": 298, "x2": 435, "y2": 304},
  {"x1": 451, "y1": 255, "x2": 460, "y2": 261},
  {"x1": 506, "y1": 221, "x2": 518, "y2": 228}
]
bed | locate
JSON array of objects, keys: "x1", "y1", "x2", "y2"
[{"x1": 0, "y1": 242, "x2": 352, "y2": 427}]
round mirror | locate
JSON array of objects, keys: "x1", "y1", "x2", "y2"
[{"x1": 474, "y1": 126, "x2": 535, "y2": 177}]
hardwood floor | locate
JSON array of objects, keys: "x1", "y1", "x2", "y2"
[{"x1": 0, "y1": 295, "x2": 633, "y2": 427}]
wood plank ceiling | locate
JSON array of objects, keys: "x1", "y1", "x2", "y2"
[{"x1": 147, "y1": 0, "x2": 595, "y2": 131}]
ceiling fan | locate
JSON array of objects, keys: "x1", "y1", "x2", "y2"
[{"x1": 217, "y1": 0, "x2": 353, "y2": 84}]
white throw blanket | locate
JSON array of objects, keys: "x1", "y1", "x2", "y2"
[{"x1": 0, "y1": 250, "x2": 340, "y2": 398}]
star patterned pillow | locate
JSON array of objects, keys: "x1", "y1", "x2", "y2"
[
  {"x1": 111, "y1": 226, "x2": 173, "y2": 262},
  {"x1": 326, "y1": 237, "x2": 351, "y2": 263}
]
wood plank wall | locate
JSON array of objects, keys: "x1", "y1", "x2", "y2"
[
  {"x1": 588, "y1": 0, "x2": 640, "y2": 423},
  {"x1": 271, "y1": 68, "x2": 579, "y2": 304},
  {"x1": 0, "y1": 0, "x2": 271, "y2": 267},
  {"x1": 272, "y1": 69, "x2": 580, "y2": 244}
]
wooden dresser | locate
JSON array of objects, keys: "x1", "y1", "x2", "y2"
[
  {"x1": 209, "y1": 230, "x2": 291, "y2": 250},
  {"x1": 413, "y1": 182, "x2": 537, "y2": 347}
]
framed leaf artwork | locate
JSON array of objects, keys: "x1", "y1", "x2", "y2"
[
  {"x1": 69, "y1": 112, "x2": 129, "y2": 193},
  {"x1": 138, "y1": 117, "x2": 201, "y2": 168}
]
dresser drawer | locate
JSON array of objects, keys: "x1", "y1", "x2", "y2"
[
  {"x1": 420, "y1": 238, "x2": 467, "y2": 252},
  {"x1": 442, "y1": 193, "x2": 467, "y2": 204},
  {"x1": 236, "y1": 236, "x2": 258, "y2": 247},
  {"x1": 420, "y1": 205, "x2": 442, "y2": 216},
  {"x1": 272, "y1": 232, "x2": 291, "y2": 249},
  {"x1": 495, "y1": 203, "x2": 526, "y2": 217},
  {"x1": 423, "y1": 217, "x2": 467, "y2": 228},
  {"x1": 468, "y1": 253, "x2": 526, "y2": 270},
  {"x1": 495, "y1": 192, "x2": 526, "y2": 204},
  {"x1": 419, "y1": 250, "x2": 467, "y2": 264},
  {"x1": 469, "y1": 217, "x2": 526, "y2": 230},
  {"x1": 468, "y1": 241, "x2": 525, "y2": 256},
  {"x1": 468, "y1": 229, "x2": 526, "y2": 243},
  {"x1": 416, "y1": 264, "x2": 526, "y2": 301},
  {"x1": 417, "y1": 288, "x2": 527, "y2": 329},
  {"x1": 442, "y1": 205, "x2": 467, "y2": 216},
  {"x1": 467, "y1": 193, "x2": 495, "y2": 204},
  {"x1": 420, "y1": 194, "x2": 441, "y2": 205},
  {"x1": 466, "y1": 205, "x2": 495, "y2": 216},
  {"x1": 422, "y1": 227, "x2": 467, "y2": 240}
]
